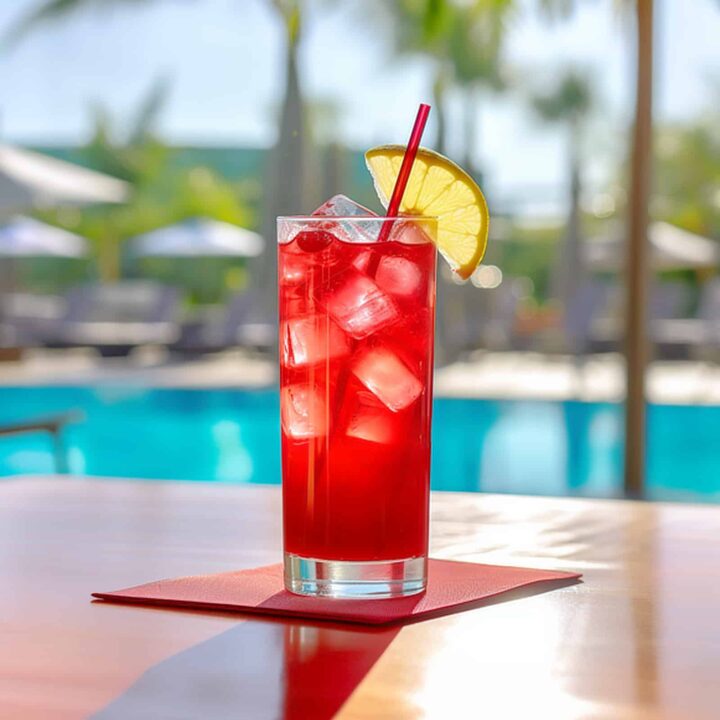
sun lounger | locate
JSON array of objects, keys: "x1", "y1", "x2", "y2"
[
  {"x1": 653, "y1": 278, "x2": 720, "y2": 358},
  {"x1": 38, "y1": 282, "x2": 181, "y2": 356},
  {"x1": 564, "y1": 281, "x2": 610, "y2": 355},
  {"x1": 0, "y1": 410, "x2": 83, "y2": 473},
  {"x1": 586, "y1": 281, "x2": 692, "y2": 352},
  {"x1": 171, "y1": 291, "x2": 274, "y2": 355}
]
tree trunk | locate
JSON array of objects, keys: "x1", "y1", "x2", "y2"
[
  {"x1": 624, "y1": 0, "x2": 654, "y2": 497},
  {"x1": 432, "y1": 67, "x2": 450, "y2": 363},
  {"x1": 321, "y1": 142, "x2": 343, "y2": 201},
  {"x1": 553, "y1": 123, "x2": 583, "y2": 314},
  {"x1": 98, "y1": 234, "x2": 120, "y2": 283},
  {"x1": 255, "y1": 25, "x2": 307, "y2": 342},
  {"x1": 432, "y1": 69, "x2": 448, "y2": 155},
  {"x1": 463, "y1": 85, "x2": 481, "y2": 185}
]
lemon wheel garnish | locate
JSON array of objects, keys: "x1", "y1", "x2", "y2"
[{"x1": 365, "y1": 145, "x2": 489, "y2": 280}]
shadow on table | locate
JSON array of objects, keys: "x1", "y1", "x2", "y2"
[
  {"x1": 90, "y1": 616, "x2": 400, "y2": 720},
  {"x1": 90, "y1": 578, "x2": 581, "y2": 719}
]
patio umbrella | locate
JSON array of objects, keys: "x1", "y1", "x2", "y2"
[
  {"x1": 0, "y1": 216, "x2": 89, "y2": 258},
  {"x1": 0, "y1": 146, "x2": 126, "y2": 350},
  {"x1": 586, "y1": 222, "x2": 719, "y2": 271},
  {"x1": 130, "y1": 218, "x2": 264, "y2": 258},
  {"x1": 0, "y1": 144, "x2": 128, "y2": 211}
]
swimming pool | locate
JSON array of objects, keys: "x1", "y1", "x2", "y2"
[{"x1": 1, "y1": 385, "x2": 718, "y2": 502}]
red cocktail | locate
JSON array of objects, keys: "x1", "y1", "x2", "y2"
[{"x1": 278, "y1": 208, "x2": 437, "y2": 597}]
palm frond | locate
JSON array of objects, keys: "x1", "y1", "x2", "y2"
[
  {"x1": 449, "y1": 3, "x2": 513, "y2": 88},
  {"x1": 536, "y1": 0, "x2": 578, "y2": 22},
  {"x1": 3, "y1": 0, "x2": 153, "y2": 50},
  {"x1": 530, "y1": 69, "x2": 594, "y2": 124},
  {"x1": 127, "y1": 74, "x2": 173, "y2": 145}
]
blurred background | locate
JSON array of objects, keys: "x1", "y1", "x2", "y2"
[{"x1": 0, "y1": 0, "x2": 718, "y2": 501}]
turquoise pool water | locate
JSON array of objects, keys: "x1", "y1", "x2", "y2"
[{"x1": 0, "y1": 386, "x2": 718, "y2": 502}]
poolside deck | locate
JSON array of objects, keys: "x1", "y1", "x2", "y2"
[{"x1": 1, "y1": 349, "x2": 720, "y2": 404}]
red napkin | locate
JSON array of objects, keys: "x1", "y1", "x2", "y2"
[{"x1": 93, "y1": 559, "x2": 580, "y2": 626}]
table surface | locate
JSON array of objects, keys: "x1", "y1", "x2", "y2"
[{"x1": 2, "y1": 477, "x2": 719, "y2": 720}]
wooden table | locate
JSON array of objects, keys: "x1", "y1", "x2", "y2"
[{"x1": 1, "y1": 477, "x2": 719, "y2": 719}]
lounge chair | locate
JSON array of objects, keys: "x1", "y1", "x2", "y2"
[
  {"x1": 0, "y1": 410, "x2": 82, "y2": 473},
  {"x1": 447, "y1": 279, "x2": 523, "y2": 355},
  {"x1": 564, "y1": 281, "x2": 611, "y2": 355},
  {"x1": 653, "y1": 278, "x2": 720, "y2": 359},
  {"x1": 38, "y1": 281, "x2": 181, "y2": 357},
  {"x1": 171, "y1": 290, "x2": 274, "y2": 355},
  {"x1": 2, "y1": 292, "x2": 64, "y2": 347},
  {"x1": 480, "y1": 280, "x2": 524, "y2": 350},
  {"x1": 587, "y1": 281, "x2": 692, "y2": 352}
]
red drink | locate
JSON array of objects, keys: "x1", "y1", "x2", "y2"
[{"x1": 278, "y1": 213, "x2": 436, "y2": 598}]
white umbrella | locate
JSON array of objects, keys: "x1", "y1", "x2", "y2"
[
  {"x1": 131, "y1": 218, "x2": 264, "y2": 258},
  {"x1": 586, "y1": 222, "x2": 719, "y2": 271},
  {"x1": 0, "y1": 144, "x2": 128, "y2": 211},
  {"x1": 0, "y1": 216, "x2": 89, "y2": 258}
]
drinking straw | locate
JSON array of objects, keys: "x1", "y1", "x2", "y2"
[{"x1": 376, "y1": 103, "x2": 431, "y2": 243}]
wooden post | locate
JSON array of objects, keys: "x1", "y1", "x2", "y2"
[{"x1": 624, "y1": 0, "x2": 654, "y2": 497}]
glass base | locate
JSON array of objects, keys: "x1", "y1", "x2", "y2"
[{"x1": 284, "y1": 553, "x2": 427, "y2": 599}]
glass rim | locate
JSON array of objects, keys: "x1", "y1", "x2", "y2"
[{"x1": 277, "y1": 215, "x2": 438, "y2": 222}]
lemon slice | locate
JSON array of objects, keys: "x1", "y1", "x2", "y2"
[{"x1": 365, "y1": 145, "x2": 489, "y2": 280}]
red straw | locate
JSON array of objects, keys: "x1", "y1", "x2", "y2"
[{"x1": 376, "y1": 103, "x2": 431, "y2": 243}]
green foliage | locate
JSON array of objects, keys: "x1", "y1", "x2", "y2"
[
  {"x1": 492, "y1": 225, "x2": 558, "y2": 301},
  {"x1": 16, "y1": 256, "x2": 91, "y2": 294},
  {"x1": 448, "y1": 2, "x2": 514, "y2": 89},
  {"x1": 653, "y1": 115, "x2": 720, "y2": 239},
  {"x1": 35, "y1": 83, "x2": 253, "y2": 289},
  {"x1": 531, "y1": 69, "x2": 593, "y2": 125},
  {"x1": 134, "y1": 256, "x2": 248, "y2": 305},
  {"x1": 608, "y1": 95, "x2": 720, "y2": 254},
  {"x1": 389, "y1": 0, "x2": 453, "y2": 56},
  {"x1": 127, "y1": 74, "x2": 173, "y2": 146},
  {"x1": 389, "y1": 0, "x2": 512, "y2": 89}
]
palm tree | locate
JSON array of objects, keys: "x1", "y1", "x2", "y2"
[
  {"x1": 383, "y1": 0, "x2": 455, "y2": 154},
  {"x1": 258, "y1": 0, "x2": 309, "y2": 321},
  {"x1": 530, "y1": 69, "x2": 593, "y2": 311},
  {"x1": 624, "y1": 0, "x2": 653, "y2": 496},
  {"x1": 445, "y1": 3, "x2": 510, "y2": 183},
  {"x1": 385, "y1": 1, "x2": 515, "y2": 172}
]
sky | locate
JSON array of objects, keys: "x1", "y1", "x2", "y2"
[{"x1": 0, "y1": 0, "x2": 718, "y2": 200}]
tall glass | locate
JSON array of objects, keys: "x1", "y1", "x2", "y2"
[{"x1": 278, "y1": 215, "x2": 437, "y2": 598}]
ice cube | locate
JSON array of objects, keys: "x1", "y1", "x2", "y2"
[
  {"x1": 281, "y1": 279, "x2": 313, "y2": 318},
  {"x1": 321, "y1": 269, "x2": 397, "y2": 339},
  {"x1": 352, "y1": 346, "x2": 423, "y2": 411},
  {"x1": 281, "y1": 315, "x2": 350, "y2": 368},
  {"x1": 312, "y1": 194, "x2": 379, "y2": 244},
  {"x1": 346, "y1": 394, "x2": 396, "y2": 444},
  {"x1": 389, "y1": 219, "x2": 434, "y2": 245},
  {"x1": 375, "y1": 255, "x2": 423, "y2": 298},
  {"x1": 281, "y1": 384, "x2": 326, "y2": 439},
  {"x1": 313, "y1": 194, "x2": 377, "y2": 218},
  {"x1": 352, "y1": 250, "x2": 373, "y2": 273},
  {"x1": 280, "y1": 253, "x2": 307, "y2": 286}
]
